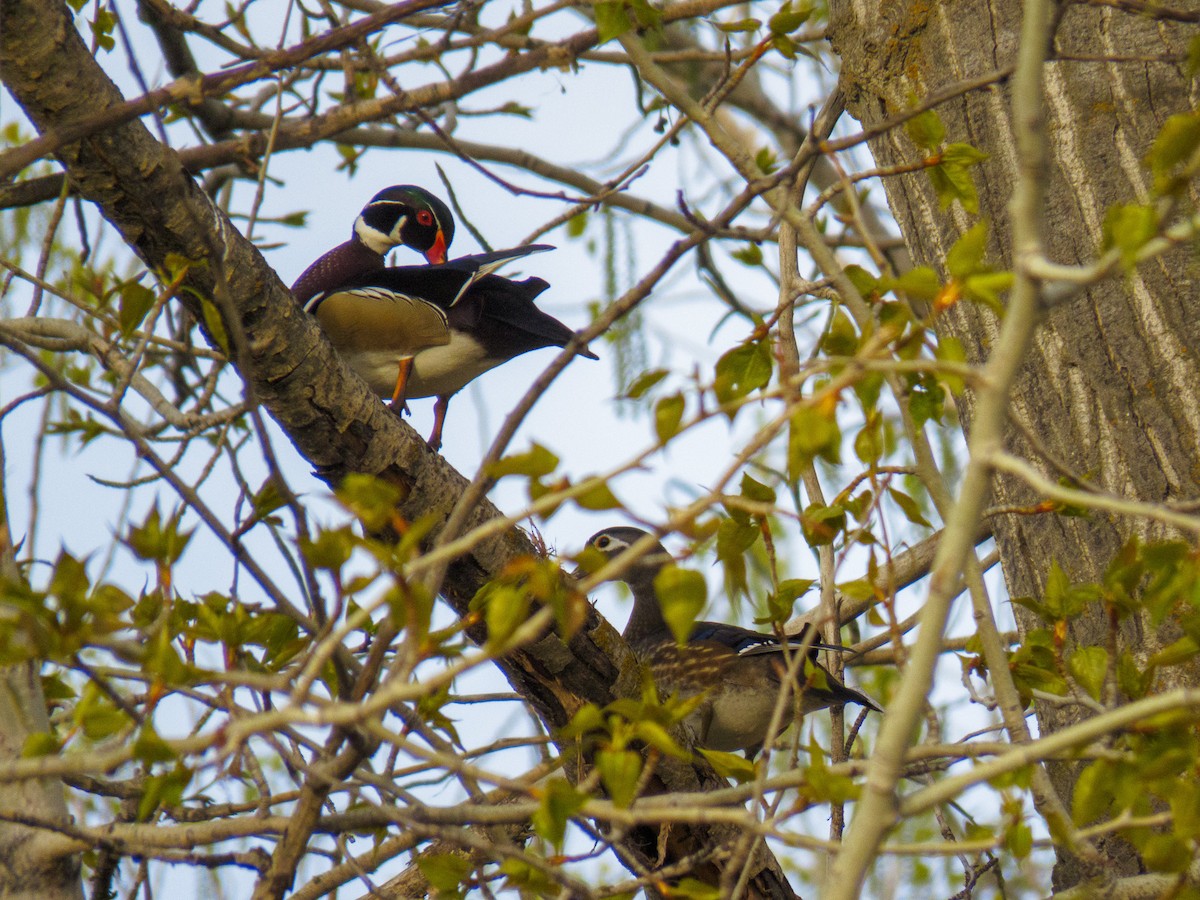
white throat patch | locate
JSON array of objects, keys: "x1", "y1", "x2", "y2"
[{"x1": 354, "y1": 208, "x2": 407, "y2": 255}]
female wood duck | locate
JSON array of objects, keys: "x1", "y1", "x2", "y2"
[
  {"x1": 573, "y1": 526, "x2": 880, "y2": 756},
  {"x1": 291, "y1": 184, "x2": 454, "y2": 306},
  {"x1": 299, "y1": 245, "x2": 599, "y2": 449}
]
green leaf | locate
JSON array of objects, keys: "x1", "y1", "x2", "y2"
[
  {"x1": 79, "y1": 701, "x2": 128, "y2": 741},
  {"x1": 800, "y1": 736, "x2": 861, "y2": 803},
  {"x1": 335, "y1": 473, "x2": 404, "y2": 532},
  {"x1": 668, "y1": 878, "x2": 722, "y2": 900},
  {"x1": 892, "y1": 266, "x2": 941, "y2": 301},
  {"x1": 732, "y1": 243, "x2": 764, "y2": 266},
  {"x1": 754, "y1": 147, "x2": 778, "y2": 175},
  {"x1": 575, "y1": 480, "x2": 621, "y2": 511},
  {"x1": 1147, "y1": 636, "x2": 1200, "y2": 668},
  {"x1": 853, "y1": 417, "x2": 882, "y2": 464},
  {"x1": 597, "y1": 749, "x2": 642, "y2": 807},
  {"x1": 1148, "y1": 110, "x2": 1200, "y2": 184},
  {"x1": 942, "y1": 142, "x2": 989, "y2": 167},
  {"x1": 487, "y1": 444, "x2": 559, "y2": 479},
  {"x1": 631, "y1": 719, "x2": 690, "y2": 759},
  {"x1": 714, "y1": 341, "x2": 772, "y2": 406},
  {"x1": 908, "y1": 378, "x2": 946, "y2": 427},
  {"x1": 250, "y1": 479, "x2": 288, "y2": 520},
  {"x1": 716, "y1": 517, "x2": 758, "y2": 560},
  {"x1": 626, "y1": 0, "x2": 662, "y2": 32},
  {"x1": 653, "y1": 566, "x2": 707, "y2": 644},
  {"x1": 963, "y1": 271, "x2": 1013, "y2": 309},
  {"x1": 566, "y1": 212, "x2": 588, "y2": 237},
  {"x1": 888, "y1": 486, "x2": 932, "y2": 528},
  {"x1": 739, "y1": 473, "x2": 776, "y2": 506},
  {"x1": 946, "y1": 221, "x2": 990, "y2": 278},
  {"x1": 299, "y1": 528, "x2": 354, "y2": 571},
  {"x1": 654, "y1": 393, "x2": 685, "y2": 444},
  {"x1": 499, "y1": 858, "x2": 557, "y2": 895},
  {"x1": 1101, "y1": 203, "x2": 1158, "y2": 269},
  {"x1": 800, "y1": 503, "x2": 846, "y2": 547},
  {"x1": 930, "y1": 147, "x2": 988, "y2": 215},
  {"x1": 1067, "y1": 646, "x2": 1108, "y2": 700},
  {"x1": 715, "y1": 16, "x2": 760, "y2": 33},
  {"x1": 787, "y1": 403, "x2": 841, "y2": 480},
  {"x1": 698, "y1": 748, "x2": 757, "y2": 783},
  {"x1": 594, "y1": 1, "x2": 632, "y2": 43},
  {"x1": 934, "y1": 335, "x2": 967, "y2": 395},
  {"x1": 1042, "y1": 562, "x2": 1097, "y2": 619},
  {"x1": 531, "y1": 778, "x2": 586, "y2": 851},
  {"x1": 558, "y1": 703, "x2": 606, "y2": 741},
  {"x1": 146, "y1": 626, "x2": 190, "y2": 683},
  {"x1": 844, "y1": 264, "x2": 881, "y2": 299},
  {"x1": 762, "y1": 577, "x2": 817, "y2": 624},
  {"x1": 820, "y1": 309, "x2": 858, "y2": 356},
  {"x1": 775, "y1": 578, "x2": 816, "y2": 606},
  {"x1": 1117, "y1": 649, "x2": 1150, "y2": 699},
  {"x1": 118, "y1": 282, "x2": 157, "y2": 336},
  {"x1": 22, "y1": 732, "x2": 62, "y2": 758},
  {"x1": 133, "y1": 725, "x2": 177, "y2": 765},
  {"x1": 1140, "y1": 833, "x2": 1193, "y2": 872},
  {"x1": 417, "y1": 854, "x2": 471, "y2": 892},
  {"x1": 1170, "y1": 779, "x2": 1200, "y2": 839},
  {"x1": 624, "y1": 368, "x2": 669, "y2": 399},
  {"x1": 199, "y1": 297, "x2": 230, "y2": 356},
  {"x1": 137, "y1": 765, "x2": 191, "y2": 821},
  {"x1": 1072, "y1": 759, "x2": 1113, "y2": 825},
  {"x1": 1005, "y1": 821, "x2": 1033, "y2": 859},
  {"x1": 481, "y1": 585, "x2": 530, "y2": 649},
  {"x1": 125, "y1": 505, "x2": 194, "y2": 566},
  {"x1": 768, "y1": 0, "x2": 811, "y2": 34},
  {"x1": 276, "y1": 211, "x2": 308, "y2": 228},
  {"x1": 89, "y1": 7, "x2": 116, "y2": 51},
  {"x1": 906, "y1": 109, "x2": 945, "y2": 151}
]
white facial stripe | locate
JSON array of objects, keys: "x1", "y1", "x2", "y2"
[
  {"x1": 388, "y1": 213, "x2": 408, "y2": 241},
  {"x1": 354, "y1": 202, "x2": 410, "y2": 254}
]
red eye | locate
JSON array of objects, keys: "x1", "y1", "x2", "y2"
[{"x1": 417, "y1": 210, "x2": 434, "y2": 226}]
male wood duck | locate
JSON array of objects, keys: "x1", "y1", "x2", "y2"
[
  {"x1": 291, "y1": 185, "x2": 454, "y2": 306},
  {"x1": 290, "y1": 185, "x2": 597, "y2": 449},
  {"x1": 299, "y1": 245, "x2": 599, "y2": 449},
  {"x1": 573, "y1": 526, "x2": 880, "y2": 756}
]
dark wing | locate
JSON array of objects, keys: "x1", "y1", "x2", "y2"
[
  {"x1": 471, "y1": 275, "x2": 599, "y2": 359},
  {"x1": 689, "y1": 621, "x2": 881, "y2": 712},
  {"x1": 441, "y1": 244, "x2": 554, "y2": 273},
  {"x1": 424, "y1": 244, "x2": 555, "y2": 306},
  {"x1": 330, "y1": 265, "x2": 475, "y2": 311},
  {"x1": 689, "y1": 621, "x2": 845, "y2": 659}
]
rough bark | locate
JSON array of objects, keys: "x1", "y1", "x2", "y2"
[
  {"x1": 0, "y1": 0, "x2": 797, "y2": 894},
  {"x1": 0, "y1": 353, "x2": 83, "y2": 900},
  {"x1": 829, "y1": 0, "x2": 1200, "y2": 888},
  {"x1": 0, "y1": 665, "x2": 84, "y2": 900}
]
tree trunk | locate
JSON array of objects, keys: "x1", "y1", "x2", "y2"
[
  {"x1": 829, "y1": 0, "x2": 1200, "y2": 888},
  {"x1": 0, "y1": 435, "x2": 82, "y2": 898}
]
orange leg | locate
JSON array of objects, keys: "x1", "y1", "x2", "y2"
[
  {"x1": 388, "y1": 357, "x2": 415, "y2": 414},
  {"x1": 427, "y1": 394, "x2": 451, "y2": 451}
]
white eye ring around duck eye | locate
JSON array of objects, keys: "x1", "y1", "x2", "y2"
[{"x1": 595, "y1": 536, "x2": 611, "y2": 550}]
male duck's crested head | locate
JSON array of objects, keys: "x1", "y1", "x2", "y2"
[{"x1": 354, "y1": 184, "x2": 454, "y2": 263}]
